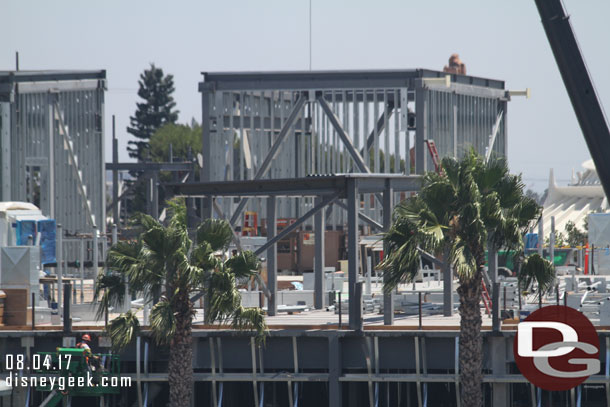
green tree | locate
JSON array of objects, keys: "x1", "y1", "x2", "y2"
[
  {"x1": 564, "y1": 220, "x2": 587, "y2": 247},
  {"x1": 149, "y1": 123, "x2": 201, "y2": 162},
  {"x1": 127, "y1": 64, "x2": 179, "y2": 160},
  {"x1": 98, "y1": 199, "x2": 266, "y2": 406},
  {"x1": 379, "y1": 151, "x2": 539, "y2": 407}
]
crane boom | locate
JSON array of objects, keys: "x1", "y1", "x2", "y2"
[{"x1": 535, "y1": 0, "x2": 610, "y2": 199}]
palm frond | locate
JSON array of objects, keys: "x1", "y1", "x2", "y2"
[
  {"x1": 192, "y1": 241, "x2": 221, "y2": 271},
  {"x1": 519, "y1": 254, "x2": 555, "y2": 300},
  {"x1": 106, "y1": 240, "x2": 142, "y2": 272},
  {"x1": 94, "y1": 272, "x2": 126, "y2": 320},
  {"x1": 166, "y1": 197, "x2": 187, "y2": 228},
  {"x1": 107, "y1": 310, "x2": 140, "y2": 352},
  {"x1": 231, "y1": 307, "x2": 267, "y2": 345},
  {"x1": 197, "y1": 218, "x2": 234, "y2": 251},
  {"x1": 225, "y1": 251, "x2": 261, "y2": 278},
  {"x1": 207, "y1": 270, "x2": 240, "y2": 323},
  {"x1": 149, "y1": 299, "x2": 177, "y2": 345},
  {"x1": 449, "y1": 237, "x2": 478, "y2": 283}
]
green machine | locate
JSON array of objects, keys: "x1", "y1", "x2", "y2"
[{"x1": 36, "y1": 347, "x2": 121, "y2": 407}]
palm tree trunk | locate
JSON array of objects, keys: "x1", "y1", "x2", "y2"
[
  {"x1": 457, "y1": 268, "x2": 483, "y2": 407},
  {"x1": 168, "y1": 301, "x2": 193, "y2": 406}
]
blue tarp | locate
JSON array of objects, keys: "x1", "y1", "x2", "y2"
[
  {"x1": 525, "y1": 233, "x2": 538, "y2": 250},
  {"x1": 37, "y1": 219, "x2": 56, "y2": 265},
  {"x1": 15, "y1": 220, "x2": 36, "y2": 245},
  {"x1": 15, "y1": 219, "x2": 56, "y2": 265}
]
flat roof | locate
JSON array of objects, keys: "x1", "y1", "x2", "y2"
[
  {"x1": 200, "y1": 68, "x2": 505, "y2": 91},
  {"x1": 0, "y1": 70, "x2": 106, "y2": 83}
]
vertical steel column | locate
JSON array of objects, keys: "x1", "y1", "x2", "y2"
[
  {"x1": 314, "y1": 196, "x2": 326, "y2": 309},
  {"x1": 152, "y1": 171, "x2": 159, "y2": 219},
  {"x1": 328, "y1": 333, "x2": 342, "y2": 406},
  {"x1": 490, "y1": 336, "x2": 508, "y2": 407},
  {"x1": 488, "y1": 238, "x2": 498, "y2": 284},
  {"x1": 47, "y1": 94, "x2": 56, "y2": 219},
  {"x1": 201, "y1": 89, "x2": 213, "y2": 220},
  {"x1": 501, "y1": 100, "x2": 508, "y2": 157},
  {"x1": 538, "y1": 216, "x2": 544, "y2": 258},
  {"x1": 99, "y1": 85, "x2": 107, "y2": 242},
  {"x1": 0, "y1": 102, "x2": 11, "y2": 200},
  {"x1": 92, "y1": 226, "x2": 99, "y2": 280},
  {"x1": 383, "y1": 180, "x2": 394, "y2": 325},
  {"x1": 63, "y1": 282, "x2": 71, "y2": 333},
  {"x1": 112, "y1": 115, "x2": 119, "y2": 226},
  {"x1": 394, "y1": 90, "x2": 400, "y2": 174},
  {"x1": 550, "y1": 216, "x2": 556, "y2": 266},
  {"x1": 57, "y1": 224, "x2": 63, "y2": 312},
  {"x1": 443, "y1": 247, "x2": 454, "y2": 317},
  {"x1": 266, "y1": 196, "x2": 277, "y2": 316},
  {"x1": 145, "y1": 172, "x2": 152, "y2": 216},
  {"x1": 347, "y1": 178, "x2": 360, "y2": 329},
  {"x1": 453, "y1": 93, "x2": 458, "y2": 158},
  {"x1": 414, "y1": 80, "x2": 427, "y2": 174},
  {"x1": 79, "y1": 238, "x2": 85, "y2": 303}
]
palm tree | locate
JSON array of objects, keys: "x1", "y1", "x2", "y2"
[
  {"x1": 519, "y1": 253, "x2": 555, "y2": 307},
  {"x1": 379, "y1": 150, "x2": 539, "y2": 407},
  {"x1": 97, "y1": 199, "x2": 266, "y2": 406}
]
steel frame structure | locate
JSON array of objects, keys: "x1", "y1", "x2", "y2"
[
  {"x1": 0, "y1": 70, "x2": 106, "y2": 235},
  {"x1": 198, "y1": 69, "x2": 509, "y2": 230},
  {"x1": 172, "y1": 174, "x2": 421, "y2": 324}
]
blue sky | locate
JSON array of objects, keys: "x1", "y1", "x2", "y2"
[{"x1": 4, "y1": 0, "x2": 610, "y2": 192}]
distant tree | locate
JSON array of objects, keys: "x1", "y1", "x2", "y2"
[
  {"x1": 525, "y1": 189, "x2": 541, "y2": 204},
  {"x1": 127, "y1": 64, "x2": 179, "y2": 160},
  {"x1": 565, "y1": 220, "x2": 587, "y2": 247},
  {"x1": 149, "y1": 123, "x2": 201, "y2": 163}
]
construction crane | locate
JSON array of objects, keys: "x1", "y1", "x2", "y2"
[
  {"x1": 535, "y1": 0, "x2": 610, "y2": 199},
  {"x1": 36, "y1": 347, "x2": 121, "y2": 407}
]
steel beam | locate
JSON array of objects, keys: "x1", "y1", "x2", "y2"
[
  {"x1": 314, "y1": 196, "x2": 325, "y2": 309},
  {"x1": 267, "y1": 196, "x2": 277, "y2": 316},
  {"x1": 171, "y1": 174, "x2": 421, "y2": 198},
  {"x1": 105, "y1": 162, "x2": 193, "y2": 171},
  {"x1": 317, "y1": 96, "x2": 370, "y2": 173},
  {"x1": 229, "y1": 95, "x2": 307, "y2": 226}
]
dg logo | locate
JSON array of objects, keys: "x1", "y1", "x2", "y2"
[{"x1": 514, "y1": 305, "x2": 600, "y2": 391}]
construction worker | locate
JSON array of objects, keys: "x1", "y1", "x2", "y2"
[
  {"x1": 77, "y1": 334, "x2": 101, "y2": 372},
  {"x1": 76, "y1": 334, "x2": 92, "y2": 352}
]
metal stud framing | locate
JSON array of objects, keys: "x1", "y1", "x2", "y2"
[
  {"x1": 0, "y1": 71, "x2": 106, "y2": 238},
  {"x1": 199, "y1": 69, "x2": 508, "y2": 229}
]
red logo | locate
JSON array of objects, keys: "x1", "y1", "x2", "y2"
[{"x1": 514, "y1": 305, "x2": 600, "y2": 391}]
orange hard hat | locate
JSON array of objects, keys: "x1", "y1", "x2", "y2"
[{"x1": 82, "y1": 334, "x2": 91, "y2": 341}]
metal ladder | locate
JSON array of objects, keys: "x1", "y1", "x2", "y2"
[{"x1": 424, "y1": 139, "x2": 443, "y2": 174}]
